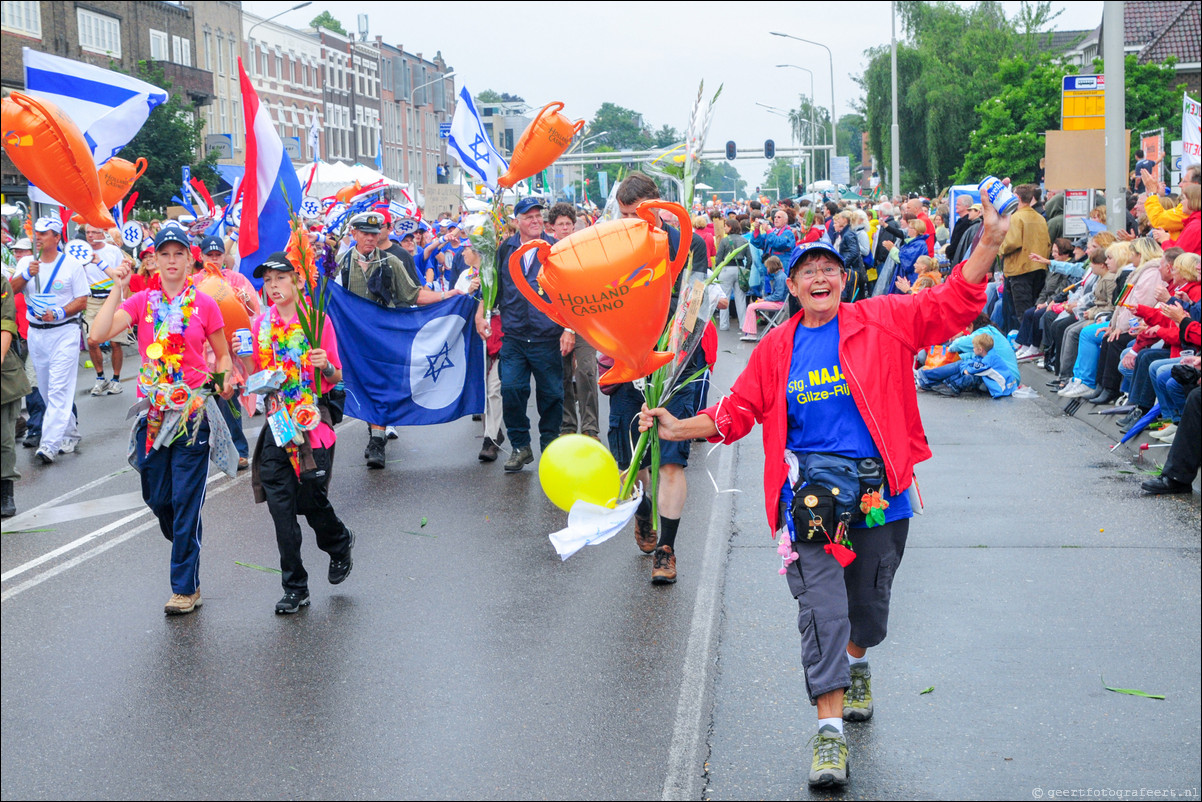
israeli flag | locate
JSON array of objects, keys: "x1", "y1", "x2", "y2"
[
  {"x1": 325, "y1": 284, "x2": 484, "y2": 425},
  {"x1": 22, "y1": 48, "x2": 168, "y2": 204},
  {"x1": 447, "y1": 87, "x2": 508, "y2": 191}
]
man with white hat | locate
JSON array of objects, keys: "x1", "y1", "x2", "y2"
[{"x1": 9, "y1": 217, "x2": 89, "y2": 463}]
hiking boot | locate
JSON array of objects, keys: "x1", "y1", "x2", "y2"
[
  {"x1": 651, "y1": 545, "x2": 677, "y2": 583},
  {"x1": 274, "y1": 591, "x2": 310, "y2": 614},
  {"x1": 634, "y1": 515, "x2": 657, "y2": 554},
  {"x1": 478, "y1": 436, "x2": 500, "y2": 462},
  {"x1": 843, "y1": 662, "x2": 874, "y2": 722},
  {"x1": 89, "y1": 378, "x2": 110, "y2": 397},
  {"x1": 164, "y1": 591, "x2": 202, "y2": 615},
  {"x1": 329, "y1": 530, "x2": 355, "y2": 585},
  {"x1": 1, "y1": 479, "x2": 15, "y2": 519},
  {"x1": 807, "y1": 725, "x2": 849, "y2": 788},
  {"x1": 504, "y1": 445, "x2": 533, "y2": 472},
  {"x1": 365, "y1": 436, "x2": 386, "y2": 469}
]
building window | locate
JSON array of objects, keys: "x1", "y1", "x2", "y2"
[
  {"x1": 217, "y1": 36, "x2": 226, "y2": 76},
  {"x1": 202, "y1": 30, "x2": 211, "y2": 70},
  {"x1": 149, "y1": 28, "x2": 168, "y2": 60},
  {"x1": 2, "y1": 1, "x2": 41, "y2": 38},
  {"x1": 171, "y1": 35, "x2": 191, "y2": 67},
  {"x1": 220, "y1": 98, "x2": 228, "y2": 133},
  {"x1": 77, "y1": 8, "x2": 121, "y2": 56}
]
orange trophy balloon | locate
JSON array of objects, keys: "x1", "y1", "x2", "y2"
[
  {"x1": 1, "y1": 92, "x2": 116, "y2": 229},
  {"x1": 508, "y1": 200, "x2": 693, "y2": 385},
  {"x1": 73, "y1": 157, "x2": 148, "y2": 224},
  {"x1": 195, "y1": 266, "x2": 251, "y2": 352},
  {"x1": 496, "y1": 102, "x2": 585, "y2": 189}
]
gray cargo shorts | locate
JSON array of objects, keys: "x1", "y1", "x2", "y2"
[{"x1": 783, "y1": 518, "x2": 909, "y2": 704}]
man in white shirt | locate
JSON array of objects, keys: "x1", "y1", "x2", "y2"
[
  {"x1": 9, "y1": 217, "x2": 89, "y2": 463},
  {"x1": 82, "y1": 225, "x2": 129, "y2": 396}
]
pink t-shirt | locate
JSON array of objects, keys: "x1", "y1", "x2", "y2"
[
  {"x1": 122, "y1": 289, "x2": 224, "y2": 389},
  {"x1": 251, "y1": 308, "x2": 341, "y2": 448}
]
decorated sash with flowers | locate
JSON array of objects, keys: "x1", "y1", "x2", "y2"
[
  {"x1": 137, "y1": 276, "x2": 206, "y2": 452},
  {"x1": 258, "y1": 307, "x2": 323, "y2": 474}
]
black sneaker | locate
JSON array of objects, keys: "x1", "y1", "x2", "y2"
[
  {"x1": 365, "y1": 436, "x2": 386, "y2": 469},
  {"x1": 1116, "y1": 408, "x2": 1144, "y2": 431},
  {"x1": 503, "y1": 445, "x2": 533, "y2": 472},
  {"x1": 1141, "y1": 475, "x2": 1193, "y2": 495},
  {"x1": 275, "y1": 591, "x2": 310, "y2": 614},
  {"x1": 329, "y1": 530, "x2": 355, "y2": 585}
]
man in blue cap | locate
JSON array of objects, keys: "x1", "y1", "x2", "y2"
[{"x1": 475, "y1": 197, "x2": 571, "y2": 471}]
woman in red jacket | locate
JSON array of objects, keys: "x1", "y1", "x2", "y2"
[{"x1": 639, "y1": 195, "x2": 1008, "y2": 789}]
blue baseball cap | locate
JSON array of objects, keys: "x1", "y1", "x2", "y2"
[
  {"x1": 788, "y1": 241, "x2": 844, "y2": 274},
  {"x1": 513, "y1": 197, "x2": 545, "y2": 216},
  {"x1": 199, "y1": 235, "x2": 225, "y2": 254},
  {"x1": 153, "y1": 227, "x2": 191, "y2": 251}
]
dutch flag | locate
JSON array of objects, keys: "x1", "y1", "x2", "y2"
[{"x1": 237, "y1": 57, "x2": 302, "y2": 280}]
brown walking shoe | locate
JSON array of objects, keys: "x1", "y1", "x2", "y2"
[
  {"x1": 651, "y1": 545, "x2": 677, "y2": 584},
  {"x1": 634, "y1": 515, "x2": 657, "y2": 554},
  {"x1": 164, "y1": 591, "x2": 202, "y2": 615}
]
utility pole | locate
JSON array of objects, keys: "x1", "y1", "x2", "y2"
[
  {"x1": 1103, "y1": 1, "x2": 1126, "y2": 232},
  {"x1": 891, "y1": 1, "x2": 900, "y2": 198}
]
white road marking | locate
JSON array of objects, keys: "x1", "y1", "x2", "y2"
[
  {"x1": 661, "y1": 443, "x2": 738, "y2": 801},
  {"x1": 3, "y1": 491, "x2": 147, "y2": 530},
  {"x1": 3, "y1": 466, "x2": 135, "y2": 531}
]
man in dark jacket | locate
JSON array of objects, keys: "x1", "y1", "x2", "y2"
[
  {"x1": 946, "y1": 195, "x2": 976, "y2": 258},
  {"x1": 475, "y1": 197, "x2": 571, "y2": 472}
]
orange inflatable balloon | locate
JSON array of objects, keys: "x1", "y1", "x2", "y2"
[
  {"x1": 496, "y1": 102, "x2": 585, "y2": 189},
  {"x1": 1, "y1": 92, "x2": 116, "y2": 229},
  {"x1": 196, "y1": 271, "x2": 251, "y2": 350},
  {"x1": 335, "y1": 181, "x2": 362, "y2": 203},
  {"x1": 72, "y1": 157, "x2": 147, "y2": 224},
  {"x1": 508, "y1": 200, "x2": 692, "y2": 385}
]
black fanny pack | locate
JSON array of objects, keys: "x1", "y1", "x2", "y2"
[{"x1": 789, "y1": 453, "x2": 886, "y2": 542}]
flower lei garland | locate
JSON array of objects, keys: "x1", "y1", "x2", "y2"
[
  {"x1": 258, "y1": 307, "x2": 322, "y2": 474},
  {"x1": 138, "y1": 275, "x2": 205, "y2": 452}
]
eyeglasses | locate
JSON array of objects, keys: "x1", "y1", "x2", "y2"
[{"x1": 795, "y1": 265, "x2": 842, "y2": 280}]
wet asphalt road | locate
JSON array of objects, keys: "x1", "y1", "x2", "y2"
[{"x1": 2, "y1": 332, "x2": 1199, "y2": 800}]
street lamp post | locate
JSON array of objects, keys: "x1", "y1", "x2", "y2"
[
  {"x1": 409, "y1": 70, "x2": 456, "y2": 186},
  {"x1": 777, "y1": 64, "x2": 817, "y2": 188},
  {"x1": 890, "y1": 1, "x2": 900, "y2": 198},
  {"x1": 566, "y1": 131, "x2": 607, "y2": 199},
  {"x1": 756, "y1": 103, "x2": 799, "y2": 192},
  {"x1": 247, "y1": 1, "x2": 312, "y2": 41},
  {"x1": 771, "y1": 31, "x2": 836, "y2": 179}
]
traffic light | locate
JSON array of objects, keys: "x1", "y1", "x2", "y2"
[
  {"x1": 725, "y1": 140, "x2": 737, "y2": 161},
  {"x1": 585, "y1": 178, "x2": 590, "y2": 186},
  {"x1": 764, "y1": 139, "x2": 775, "y2": 159}
]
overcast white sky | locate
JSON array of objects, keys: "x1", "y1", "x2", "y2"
[{"x1": 245, "y1": 1, "x2": 1105, "y2": 188}]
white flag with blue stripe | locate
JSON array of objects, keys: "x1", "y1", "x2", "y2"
[
  {"x1": 447, "y1": 87, "x2": 508, "y2": 191},
  {"x1": 22, "y1": 48, "x2": 168, "y2": 204}
]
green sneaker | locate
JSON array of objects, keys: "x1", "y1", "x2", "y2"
[
  {"x1": 807, "y1": 725, "x2": 848, "y2": 788},
  {"x1": 843, "y1": 661, "x2": 873, "y2": 721}
]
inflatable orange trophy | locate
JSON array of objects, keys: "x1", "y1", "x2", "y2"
[
  {"x1": 73, "y1": 157, "x2": 148, "y2": 224},
  {"x1": 195, "y1": 264, "x2": 251, "y2": 353},
  {"x1": 496, "y1": 102, "x2": 585, "y2": 188},
  {"x1": 1, "y1": 91, "x2": 116, "y2": 228},
  {"x1": 507, "y1": 200, "x2": 693, "y2": 385}
]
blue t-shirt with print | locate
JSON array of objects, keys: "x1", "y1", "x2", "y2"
[{"x1": 785, "y1": 316, "x2": 911, "y2": 527}]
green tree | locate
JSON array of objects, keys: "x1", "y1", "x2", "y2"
[
  {"x1": 695, "y1": 160, "x2": 747, "y2": 201},
  {"x1": 858, "y1": 0, "x2": 1062, "y2": 194},
  {"x1": 115, "y1": 60, "x2": 219, "y2": 212},
  {"x1": 589, "y1": 103, "x2": 651, "y2": 150},
  {"x1": 954, "y1": 54, "x2": 1185, "y2": 185},
  {"x1": 309, "y1": 11, "x2": 347, "y2": 35},
  {"x1": 476, "y1": 89, "x2": 502, "y2": 103},
  {"x1": 836, "y1": 113, "x2": 866, "y2": 176},
  {"x1": 762, "y1": 158, "x2": 795, "y2": 200},
  {"x1": 653, "y1": 124, "x2": 680, "y2": 149},
  {"x1": 786, "y1": 95, "x2": 833, "y2": 183}
]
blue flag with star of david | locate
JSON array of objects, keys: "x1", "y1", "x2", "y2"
[
  {"x1": 447, "y1": 86, "x2": 509, "y2": 190},
  {"x1": 326, "y1": 284, "x2": 484, "y2": 426}
]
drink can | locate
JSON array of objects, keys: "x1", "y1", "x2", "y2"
[
  {"x1": 234, "y1": 328, "x2": 254, "y2": 356},
  {"x1": 978, "y1": 176, "x2": 1018, "y2": 215}
]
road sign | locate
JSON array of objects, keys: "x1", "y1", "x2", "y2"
[
  {"x1": 439, "y1": 122, "x2": 451, "y2": 139},
  {"x1": 1062, "y1": 74, "x2": 1105, "y2": 131}
]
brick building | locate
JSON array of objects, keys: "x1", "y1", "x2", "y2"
[
  {"x1": 184, "y1": 0, "x2": 243, "y2": 164},
  {"x1": 1, "y1": 0, "x2": 212, "y2": 195},
  {"x1": 378, "y1": 42, "x2": 455, "y2": 188},
  {"x1": 243, "y1": 10, "x2": 325, "y2": 164}
]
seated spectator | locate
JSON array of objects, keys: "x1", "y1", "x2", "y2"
[
  {"x1": 1016, "y1": 237, "x2": 1082, "y2": 358},
  {"x1": 917, "y1": 329, "x2": 1019, "y2": 398},
  {"x1": 1044, "y1": 232, "x2": 1116, "y2": 382},
  {"x1": 1059, "y1": 244, "x2": 1127, "y2": 398},
  {"x1": 740, "y1": 255, "x2": 788, "y2": 341}
]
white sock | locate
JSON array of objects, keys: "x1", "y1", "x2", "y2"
[
  {"x1": 848, "y1": 651, "x2": 868, "y2": 665},
  {"x1": 818, "y1": 717, "x2": 844, "y2": 735}
]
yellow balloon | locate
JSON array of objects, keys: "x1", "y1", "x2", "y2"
[{"x1": 538, "y1": 434, "x2": 620, "y2": 512}]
